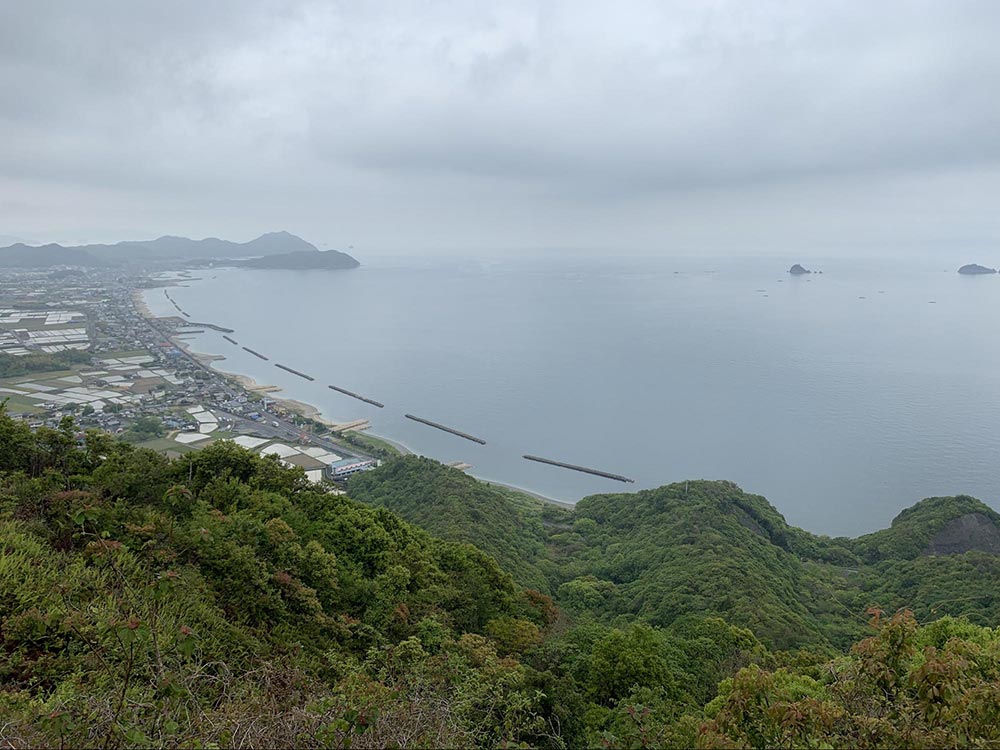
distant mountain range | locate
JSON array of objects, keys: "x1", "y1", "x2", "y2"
[{"x1": 0, "y1": 231, "x2": 358, "y2": 269}]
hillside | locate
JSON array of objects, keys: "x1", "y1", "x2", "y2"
[
  {"x1": 568, "y1": 482, "x2": 1000, "y2": 647},
  {"x1": 5, "y1": 411, "x2": 1000, "y2": 747},
  {"x1": 558, "y1": 481, "x2": 847, "y2": 648},
  {"x1": 351, "y1": 460, "x2": 1000, "y2": 651},
  {"x1": 347, "y1": 460, "x2": 845, "y2": 645},
  {"x1": 0, "y1": 231, "x2": 322, "y2": 268},
  {"x1": 348, "y1": 456, "x2": 565, "y2": 591},
  {"x1": 0, "y1": 409, "x2": 556, "y2": 747}
]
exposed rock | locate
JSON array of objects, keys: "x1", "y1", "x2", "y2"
[
  {"x1": 923, "y1": 512, "x2": 1000, "y2": 556},
  {"x1": 729, "y1": 505, "x2": 768, "y2": 539},
  {"x1": 789, "y1": 264, "x2": 811, "y2": 275},
  {"x1": 958, "y1": 263, "x2": 997, "y2": 275}
]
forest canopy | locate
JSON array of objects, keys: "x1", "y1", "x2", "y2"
[{"x1": 3, "y1": 409, "x2": 1000, "y2": 748}]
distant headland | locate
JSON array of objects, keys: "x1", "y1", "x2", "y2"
[
  {"x1": 0, "y1": 231, "x2": 358, "y2": 269},
  {"x1": 227, "y1": 248, "x2": 360, "y2": 270}
]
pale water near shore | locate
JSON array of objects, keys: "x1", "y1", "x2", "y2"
[{"x1": 143, "y1": 252, "x2": 1000, "y2": 536}]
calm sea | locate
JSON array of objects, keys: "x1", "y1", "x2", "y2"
[{"x1": 143, "y1": 252, "x2": 1000, "y2": 536}]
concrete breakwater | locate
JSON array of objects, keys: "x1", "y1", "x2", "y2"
[
  {"x1": 189, "y1": 321, "x2": 234, "y2": 333},
  {"x1": 242, "y1": 346, "x2": 268, "y2": 360},
  {"x1": 223, "y1": 335, "x2": 238, "y2": 345},
  {"x1": 275, "y1": 363, "x2": 315, "y2": 381},
  {"x1": 522, "y1": 454, "x2": 634, "y2": 483},
  {"x1": 328, "y1": 384, "x2": 385, "y2": 408},
  {"x1": 158, "y1": 315, "x2": 233, "y2": 335},
  {"x1": 404, "y1": 414, "x2": 487, "y2": 445},
  {"x1": 164, "y1": 290, "x2": 185, "y2": 315}
]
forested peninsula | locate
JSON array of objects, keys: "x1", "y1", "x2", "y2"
[{"x1": 3, "y1": 410, "x2": 1000, "y2": 748}]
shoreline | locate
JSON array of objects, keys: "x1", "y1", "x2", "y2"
[
  {"x1": 132, "y1": 289, "x2": 155, "y2": 319},
  {"x1": 170, "y1": 334, "x2": 347, "y2": 432},
  {"x1": 484, "y1": 478, "x2": 573, "y2": 508},
  {"x1": 170, "y1": 334, "x2": 225, "y2": 364},
  {"x1": 135, "y1": 285, "x2": 568, "y2": 507},
  {"x1": 225, "y1": 371, "x2": 344, "y2": 431},
  {"x1": 351, "y1": 430, "x2": 414, "y2": 457}
]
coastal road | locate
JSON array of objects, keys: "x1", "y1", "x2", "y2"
[{"x1": 220, "y1": 411, "x2": 366, "y2": 461}]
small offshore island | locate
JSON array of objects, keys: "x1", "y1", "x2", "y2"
[{"x1": 958, "y1": 263, "x2": 997, "y2": 275}]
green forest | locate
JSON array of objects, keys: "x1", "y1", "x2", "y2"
[
  {"x1": 0, "y1": 350, "x2": 91, "y2": 378},
  {"x1": 3, "y1": 411, "x2": 1000, "y2": 748}
]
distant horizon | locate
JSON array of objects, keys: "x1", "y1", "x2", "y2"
[{"x1": 3, "y1": 231, "x2": 998, "y2": 264}]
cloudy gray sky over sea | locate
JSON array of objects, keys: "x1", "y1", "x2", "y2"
[{"x1": 3, "y1": 1, "x2": 1000, "y2": 254}]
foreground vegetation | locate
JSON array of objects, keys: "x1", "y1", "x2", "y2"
[{"x1": 3, "y1": 411, "x2": 1000, "y2": 748}]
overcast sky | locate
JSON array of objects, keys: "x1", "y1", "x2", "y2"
[{"x1": 3, "y1": 0, "x2": 1000, "y2": 256}]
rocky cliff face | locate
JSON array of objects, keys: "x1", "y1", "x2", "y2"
[{"x1": 924, "y1": 512, "x2": 1000, "y2": 555}]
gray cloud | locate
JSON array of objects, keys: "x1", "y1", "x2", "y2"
[{"x1": 2, "y1": 0, "x2": 1000, "y2": 252}]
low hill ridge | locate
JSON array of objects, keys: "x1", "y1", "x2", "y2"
[{"x1": 350, "y1": 462, "x2": 1000, "y2": 649}]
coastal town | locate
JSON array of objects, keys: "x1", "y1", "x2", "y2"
[{"x1": 0, "y1": 266, "x2": 384, "y2": 486}]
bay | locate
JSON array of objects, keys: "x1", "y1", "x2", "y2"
[{"x1": 143, "y1": 252, "x2": 1000, "y2": 536}]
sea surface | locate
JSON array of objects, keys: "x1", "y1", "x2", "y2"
[{"x1": 143, "y1": 252, "x2": 1000, "y2": 537}]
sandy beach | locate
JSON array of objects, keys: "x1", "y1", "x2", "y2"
[
  {"x1": 485, "y1": 480, "x2": 572, "y2": 508},
  {"x1": 131, "y1": 290, "x2": 155, "y2": 318}
]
